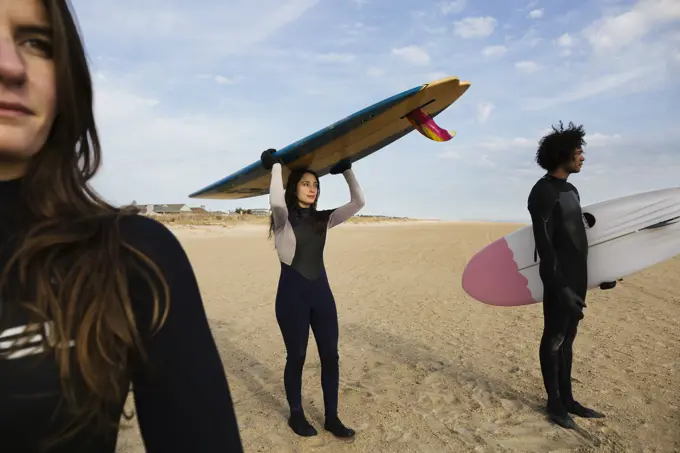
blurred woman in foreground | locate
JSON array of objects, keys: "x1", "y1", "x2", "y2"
[{"x1": 0, "y1": 1, "x2": 243, "y2": 451}]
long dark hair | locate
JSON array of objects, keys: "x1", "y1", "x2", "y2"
[
  {"x1": 0, "y1": 1, "x2": 169, "y2": 449},
  {"x1": 268, "y1": 168, "x2": 329, "y2": 239}
]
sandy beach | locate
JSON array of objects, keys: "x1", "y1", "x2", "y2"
[{"x1": 115, "y1": 220, "x2": 680, "y2": 453}]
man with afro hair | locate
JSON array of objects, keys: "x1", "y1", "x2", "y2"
[{"x1": 527, "y1": 121, "x2": 614, "y2": 429}]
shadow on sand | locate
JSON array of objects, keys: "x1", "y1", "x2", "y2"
[
  {"x1": 208, "y1": 317, "x2": 602, "y2": 449},
  {"x1": 209, "y1": 319, "x2": 325, "y2": 425},
  {"x1": 340, "y1": 321, "x2": 602, "y2": 448}
]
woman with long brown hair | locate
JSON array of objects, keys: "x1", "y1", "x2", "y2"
[
  {"x1": 0, "y1": 1, "x2": 243, "y2": 452},
  {"x1": 260, "y1": 149, "x2": 365, "y2": 439}
]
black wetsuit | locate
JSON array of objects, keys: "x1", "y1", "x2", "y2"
[
  {"x1": 528, "y1": 173, "x2": 588, "y2": 302},
  {"x1": 528, "y1": 174, "x2": 603, "y2": 427},
  {"x1": 268, "y1": 163, "x2": 364, "y2": 437},
  {"x1": 0, "y1": 178, "x2": 243, "y2": 452},
  {"x1": 276, "y1": 208, "x2": 340, "y2": 416}
]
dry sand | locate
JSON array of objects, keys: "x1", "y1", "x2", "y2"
[{"x1": 116, "y1": 221, "x2": 680, "y2": 453}]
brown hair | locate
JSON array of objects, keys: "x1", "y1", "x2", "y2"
[
  {"x1": 267, "y1": 168, "x2": 328, "y2": 239},
  {"x1": 0, "y1": 0, "x2": 169, "y2": 448}
]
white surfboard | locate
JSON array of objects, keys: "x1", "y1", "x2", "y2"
[{"x1": 462, "y1": 187, "x2": 680, "y2": 306}]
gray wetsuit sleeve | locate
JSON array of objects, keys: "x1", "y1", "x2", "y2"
[
  {"x1": 270, "y1": 163, "x2": 296, "y2": 265},
  {"x1": 327, "y1": 169, "x2": 365, "y2": 229},
  {"x1": 269, "y1": 163, "x2": 288, "y2": 231}
]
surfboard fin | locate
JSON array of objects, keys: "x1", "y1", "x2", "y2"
[
  {"x1": 642, "y1": 216, "x2": 680, "y2": 230},
  {"x1": 405, "y1": 108, "x2": 456, "y2": 142}
]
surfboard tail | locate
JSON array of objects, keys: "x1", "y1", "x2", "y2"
[{"x1": 406, "y1": 108, "x2": 456, "y2": 142}]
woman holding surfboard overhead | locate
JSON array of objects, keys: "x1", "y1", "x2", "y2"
[
  {"x1": 0, "y1": 1, "x2": 243, "y2": 451},
  {"x1": 527, "y1": 122, "x2": 615, "y2": 430},
  {"x1": 260, "y1": 149, "x2": 365, "y2": 438}
]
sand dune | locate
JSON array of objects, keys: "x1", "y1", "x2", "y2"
[{"x1": 116, "y1": 221, "x2": 680, "y2": 453}]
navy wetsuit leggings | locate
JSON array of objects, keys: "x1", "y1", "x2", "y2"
[{"x1": 275, "y1": 264, "x2": 340, "y2": 418}]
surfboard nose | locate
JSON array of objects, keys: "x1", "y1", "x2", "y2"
[{"x1": 462, "y1": 238, "x2": 533, "y2": 306}]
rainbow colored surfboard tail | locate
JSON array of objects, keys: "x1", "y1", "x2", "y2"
[{"x1": 405, "y1": 108, "x2": 456, "y2": 142}]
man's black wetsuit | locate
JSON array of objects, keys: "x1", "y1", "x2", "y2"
[
  {"x1": 528, "y1": 174, "x2": 602, "y2": 427},
  {"x1": 268, "y1": 161, "x2": 364, "y2": 438},
  {"x1": 0, "y1": 178, "x2": 243, "y2": 452}
]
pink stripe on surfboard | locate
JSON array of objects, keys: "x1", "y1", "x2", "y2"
[{"x1": 462, "y1": 238, "x2": 535, "y2": 306}]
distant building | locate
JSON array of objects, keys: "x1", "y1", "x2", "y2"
[
  {"x1": 250, "y1": 208, "x2": 270, "y2": 216},
  {"x1": 134, "y1": 203, "x2": 193, "y2": 215},
  {"x1": 135, "y1": 204, "x2": 154, "y2": 215}
]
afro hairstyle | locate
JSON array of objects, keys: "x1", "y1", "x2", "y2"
[{"x1": 535, "y1": 121, "x2": 586, "y2": 172}]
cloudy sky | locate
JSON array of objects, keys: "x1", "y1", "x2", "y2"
[{"x1": 71, "y1": 0, "x2": 680, "y2": 221}]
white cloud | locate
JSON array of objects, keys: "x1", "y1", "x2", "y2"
[
  {"x1": 514, "y1": 60, "x2": 543, "y2": 73},
  {"x1": 528, "y1": 9, "x2": 544, "y2": 19},
  {"x1": 518, "y1": 28, "x2": 542, "y2": 47},
  {"x1": 481, "y1": 45, "x2": 508, "y2": 57},
  {"x1": 439, "y1": 149, "x2": 461, "y2": 160},
  {"x1": 316, "y1": 52, "x2": 356, "y2": 63},
  {"x1": 366, "y1": 67, "x2": 384, "y2": 77},
  {"x1": 522, "y1": 64, "x2": 660, "y2": 110},
  {"x1": 74, "y1": 0, "x2": 320, "y2": 60},
  {"x1": 504, "y1": 27, "x2": 542, "y2": 48},
  {"x1": 438, "y1": 132, "x2": 623, "y2": 163},
  {"x1": 213, "y1": 75, "x2": 237, "y2": 85},
  {"x1": 89, "y1": 73, "x2": 321, "y2": 209},
  {"x1": 350, "y1": 0, "x2": 367, "y2": 7},
  {"x1": 453, "y1": 16, "x2": 497, "y2": 38},
  {"x1": 476, "y1": 102, "x2": 495, "y2": 123},
  {"x1": 584, "y1": 0, "x2": 680, "y2": 54},
  {"x1": 194, "y1": 72, "x2": 241, "y2": 85},
  {"x1": 555, "y1": 32, "x2": 575, "y2": 56},
  {"x1": 427, "y1": 71, "x2": 449, "y2": 81},
  {"x1": 476, "y1": 136, "x2": 536, "y2": 151},
  {"x1": 441, "y1": 0, "x2": 466, "y2": 14},
  {"x1": 337, "y1": 21, "x2": 376, "y2": 43},
  {"x1": 438, "y1": 149, "x2": 496, "y2": 168},
  {"x1": 438, "y1": 136, "x2": 536, "y2": 169},
  {"x1": 520, "y1": 0, "x2": 680, "y2": 110},
  {"x1": 93, "y1": 87, "x2": 255, "y2": 162},
  {"x1": 491, "y1": 132, "x2": 622, "y2": 151},
  {"x1": 556, "y1": 32, "x2": 574, "y2": 48},
  {"x1": 391, "y1": 45, "x2": 431, "y2": 65},
  {"x1": 586, "y1": 132, "x2": 623, "y2": 147}
]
